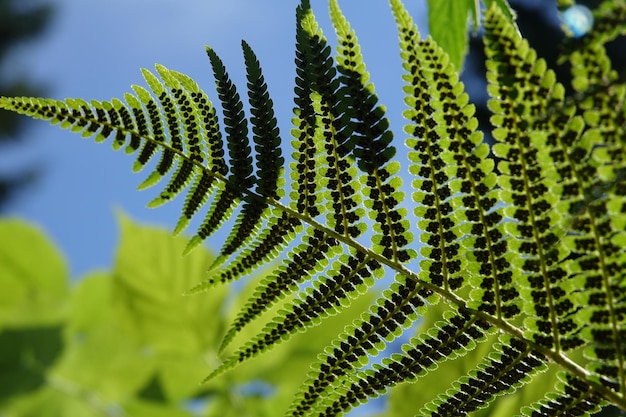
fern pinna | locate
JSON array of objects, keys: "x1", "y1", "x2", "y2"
[{"x1": 1, "y1": 0, "x2": 625, "y2": 415}]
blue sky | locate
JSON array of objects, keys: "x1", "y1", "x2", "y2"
[{"x1": 4, "y1": 0, "x2": 428, "y2": 279}]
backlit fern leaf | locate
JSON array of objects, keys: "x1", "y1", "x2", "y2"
[{"x1": 1, "y1": 0, "x2": 626, "y2": 416}]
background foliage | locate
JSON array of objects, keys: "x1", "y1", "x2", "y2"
[{"x1": 0, "y1": 216, "x2": 374, "y2": 416}]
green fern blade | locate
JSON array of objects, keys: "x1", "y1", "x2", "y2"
[
  {"x1": 362, "y1": 161, "x2": 415, "y2": 263},
  {"x1": 420, "y1": 336, "x2": 547, "y2": 416},
  {"x1": 111, "y1": 98, "x2": 139, "y2": 151},
  {"x1": 330, "y1": 0, "x2": 414, "y2": 263},
  {"x1": 288, "y1": 126, "x2": 325, "y2": 218},
  {"x1": 146, "y1": 161, "x2": 196, "y2": 208},
  {"x1": 486, "y1": 5, "x2": 626, "y2": 395},
  {"x1": 521, "y1": 373, "x2": 605, "y2": 417},
  {"x1": 288, "y1": 273, "x2": 435, "y2": 416},
  {"x1": 183, "y1": 185, "x2": 240, "y2": 256},
  {"x1": 87, "y1": 99, "x2": 113, "y2": 143},
  {"x1": 393, "y1": 0, "x2": 502, "y2": 302},
  {"x1": 0, "y1": 97, "x2": 124, "y2": 150},
  {"x1": 162, "y1": 68, "x2": 229, "y2": 176},
  {"x1": 309, "y1": 91, "x2": 364, "y2": 239},
  {"x1": 529, "y1": 102, "x2": 626, "y2": 389},
  {"x1": 484, "y1": 6, "x2": 586, "y2": 353},
  {"x1": 129, "y1": 84, "x2": 166, "y2": 175},
  {"x1": 0, "y1": 97, "x2": 59, "y2": 123},
  {"x1": 188, "y1": 210, "x2": 301, "y2": 296},
  {"x1": 206, "y1": 46, "x2": 254, "y2": 193},
  {"x1": 141, "y1": 66, "x2": 212, "y2": 208},
  {"x1": 174, "y1": 171, "x2": 217, "y2": 236},
  {"x1": 242, "y1": 40, "x2": 284, "y2": 200},
  {"x1": 315, "y1": 309, "x2": 493, "y2": 417},
  {"x1": 218, "y1": 227, "x2": 340, "y2": 353},
  {"x1": 141, "y1": 70, "x2": 184, "y2": 154},
  {"x1": 73, "y1": 98, "x2": 104, "y2": 139},
  {"x1": 156, "y1": 65, "x2": 208, "y2": 166},
  {"x1": 122, "y1": 93, "x2": 150, "y2": 157},
  {"x1": 204, "y1": 40, "x2": 287, "y2": 263},
  {"x1": 205, "y1": 251, "x2": 381, "y2": 382},
  {"x1": 64, "y1": 97, "x2": 95, "y2": 135},
  {"x1": 289, "y1": 1, "x2": 337, "y2": 220},
  {"x1": 330, "y1": 0, "x2": 396, "y2": 173},
  {"x1": 131, "y1": 69, "x2": 186, "y2": 190},
  {"x1": 293, "y1": 1, "x2": 360, "y2": 237},
  {"x1": 212, "y1": 200, "x2": 269, "y2": 268}
]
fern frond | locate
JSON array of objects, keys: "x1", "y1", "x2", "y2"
[
  {"x1": 217, "y1": 227, "x2": 340, "y2": 352},
  {"x1": 484, "y1": 5, "x2": 583, "y2": 353},
  {"x1": 522, "y1": 373, "x2": 605, "y2": 417},
  {"x1": 421, "y1": 336, "x2": 547, "y2": 416},
  {"x1": 289, "y1": 0, "x2": 328, "y2": 219},
  {"x1": 145, "y1": 65, "x2": 206, "y2": 209},
  {"x1": 205, "y1": 251, "x2": 382, "y2": 382},
  {"x1": 296, "y1": 5, "x2": 365, "y2": 241},
  {"x1": 315, "y1": 308, "x2": 493, "y2": 416},
  {"x1": 212, "y1": 41, "x2": 286, "y2": 265},
  {"x1": 186, "y1": 209, "x2": 302, "y2": 294},
  {"x1": 485, "y1": 1, "x2": 626, "y2": 401},
  {"x1": 288, "y1": 273, "x2": 434, "y2": 416},
  {"x1": 3, "y1": 0, "x2": 626, "y2": 415},
  {"x1": 128, "y1": 82, "x2": 172, "y2": 189},
  {"x1": 331, "y1": 0, "x2": 413, "y2": 264}
]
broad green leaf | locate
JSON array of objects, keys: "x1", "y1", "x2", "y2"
[
  {"x1": 51, "y1": 271, "x2": 156, "y2": 403},
  {"x1": 0, "y1": 386, "x2": 102, "y2": 417},
  {"x1": 122, "y1": 399, "x2": 193, "y2": 417},
  {"x1": 426, "y1": 0, "x2": 472, "y2": 71},
  {"x1": 112, "y1": 212, "x2": 228, "y2": 355},
  {"x1": 427, "y1": 0, "x2": 516, "y2": 71},
  {"x1": 0, "y1": 326, "x2": 64, "y2": 404},
  {"x1": 0, "y1": 220, "x2": 68, "y2": 328}
]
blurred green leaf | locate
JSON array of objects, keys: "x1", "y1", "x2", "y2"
[
  {"x1": 113, "y1": 213, "x2": 229, "y2": 355},
  {"x1": 426, "y1": 0, "x2": 516, "y2": 72},
  {"x1": 52, "y1": 271, "x2": 156, "y2": 403},
  {"x1": 0, "y1": 219, "x2": 68, "y2": 327},
  {"x1": 427, "y1": 0, "x2": 472, "y2": 71},
  {"x1": 0, "y1": 215, "x2": 382, "y2": 417},
  {"x1": 122, "y1": 399, "x2": 194, "y2": 417},
  {"x1": 0, "y1": 386, "x2": 102, "y2": 417},
  {"x1": 0, "y1": 326, "x2": 64, "y2": 403}
]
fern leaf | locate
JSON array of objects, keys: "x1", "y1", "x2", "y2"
[
  {"x1": 484, "y1": 5, "x2": 583, "y2": 352},
  {"x1": 295, "y1": 4, "x2": 364, "y2": 240},
  {"x1": 311, "y1": 91, "x2": 365, "y2": 239},
  {"x1": 186, "y1": 209, "x2": 301, "y2": 294},
  {"x1": 288, "y1": 273, "x2": 434, "y2": 416},
  {"x1": 3, "y1": 0, "x2": 626, "y2": 414},
  {"x1": 289, "y1": 0, "x2": 330, "y2": 219},
  {"x1": 205, "y1": 251, "x2": 382, "y2": 381},
  {"x1": 315, "y1": 308, "x2": 493, "y2": 416},
  {"x1": 211, "y1": 41, "x2": 286, "y2": 264},
  {"x1": 218, "y1": 227, "x2": 340, "y2": 352},
  {"x1": 392, "y1": 0, "x2": 516, "y2": 322},
  {"x1": 522, "y1": 373, "x2": 605, "y2": 417},
  {"x1": 330, "y1": 0, "x2": 414, "y2": 264},
  {"x1": 421, "y1": 336, "x2": 547, "y2": 416},
  {"x1": 134, "y1": 69, "x2": 178, "y2": 190},
  {"x1": 182, "y1": 47, "x2": 255, "y2": 255},
  {"x1": 128, "y1": 86, "x2": 159, "y2": 173}
]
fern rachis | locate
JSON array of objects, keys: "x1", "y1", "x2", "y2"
[{"x1": 1, "y1": 0, "x2": 625, "y2": 416}]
